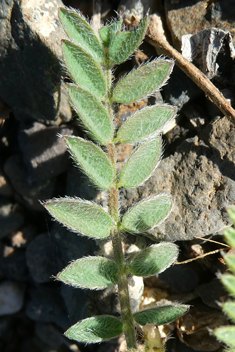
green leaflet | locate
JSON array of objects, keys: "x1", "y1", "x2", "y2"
[
  {"x1": 115, "y1": 105, "x2": 176, "y2": 143},
  {"x1": 224, "y1": 227, "x2": 235, "y2": 248},
  {"x1": 221, "y1": 274, "x2": 235, "y2": 297},
  {"x1": 67, "y1": 84, "x2": 113, "y2": 145},
  {"x1": 223, "y1": 302, "x2": 235, "y2": 323},
  {"x1": 109, "y1": 16, "x2": 148, "y2": 65},
  {"x1": 62, "y1": 41, "x2": 106, "y2": 100},
  {"x1": 64, "y1": 136, "x2": 115, "y2": 190},
  {"x1": 118, "y1": 137, "x2": 162, "y2": 188},
  {"x1": 99, "y1": 20, "x2": 122, "y2": 48},
  {"x1": 129, "y1": 243, "x2": 178, "y2": 277},
  {"x1": 57, "y1": 256, "x2": 119, "y2": 289},
  {"x1": 133, "y1": 304, "x2": 189, "y2": 326},
  {"x1": 214, "y1": 326, "x2": 235, "y2": 347},
  {"x1": 225, "y1": 253, "x2": 235, "y2": 274},
  {"x1": 121, "y1": 195, "x2": 172, "y2": 234},
  {"x1": 65, "y1": 315, "x2": 123, "y2": 343},
  {"x1": 43, "y1": 198, "x2": 113, "y2": 239},
  {"x1": 59, "y1": 7, "x2": 104, "y2": 63},
  {"x1": 112, "y1": 59, "x2": 174, "y2": 104},
  {"x1": 227, "y1": 207, "x2": 235, "y2": 224}
]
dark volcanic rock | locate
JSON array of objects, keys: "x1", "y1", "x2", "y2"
[
  {"x1": 0, "y1": 198, "x2": 24, "y2": 239},
  {"x1": 121, "y1": 117, "x2": 235, "y2": 240},
  {"x1": 26, "y1": 284, "x2": 69, "y2": 329},
  {"x1": 4, "y1": 155, "x2": 56, "y2": 211},
  {"x1": 0, "y1": 0, "x2": 71, "y2": 122},
  {"x1": 1, "y1": 248, "x2": 28, "y2": 282},
  {"x1": 26, "y1": 233, "x2": 57, "y2": 283},
  {"x1": 18, "y1": 122, "x2": 74, "y2": 183},
  {"x1": 165, "y1": 0, "x2": 235, "y2": 50},
  {"x1": 0, "y1": 281, "x2": 25, "y2": 315}
]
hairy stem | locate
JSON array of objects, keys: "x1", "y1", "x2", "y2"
[{"x1": 106, "y1": 65, "x2": 137, "y2": 348}]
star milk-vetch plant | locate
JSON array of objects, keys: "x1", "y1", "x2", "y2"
[
  {"x1": 42, "y1": 7, "x2": 189, "y2": 351},
  {"x1": 213, "y1": 207, "x2": 235, "y2": 352}
]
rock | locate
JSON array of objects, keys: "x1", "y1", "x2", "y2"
[
  {"x1": 121, "y1": 131, "x2": 235, "y2": 241},
  {"x1": 0, "y1": 0, "x2": 71, "y2": 122},
  {"x1": 35, "y1": 322, "x2": 65, "y2": 349},
  {"x1": 118, "y1": 0, "x2": 158, "y2": 19},
  {"x1": 26, "y1": 284, "x2": 69, "y2": 329},
  {"x1": 1, "y1": 247, "x2": 28, "y2": 281},
  {"x1": 159, "y1": 264, "x2": 199, "y2": 293},
  {"x1": 0, "y1": 281, "x2": 25, "y2": 315},
  {"x1": 4, "y1": 155, "x2": 56, "y2": 211},
  {"x1": 165, "y1": 0, "x2": 235, "y2": 50},
  {"x1": 49, "y1": 223, "x2": 97, "y2": 324},
  {"x1": 195, "y1": 278, "x2": 227, "y2": 309},
  {"x1": 66, "y1": 166, "x2": 98, "y2": 200},
  {"x1": 164, "y1": 65, "x2": 201, "y2": 110},
  {"x1": 10, "y1": 224, "x2": 36, "y2": 248},
  {"x1": 128, "y1": 275, "x2": 144, "y2": 312},
  {"x1": 61, "y1": 285, "x2": 90, "y2": 325},
  {"x1": 51, "y1": 223, "x2": 97, "y2": 270},
  {"x1": 177, "y1": 305, "x2": 228, "y2": 351},
  {"x1": 0, "y1": 198, "x2": 24, "y2": 239},
  {"x1": 201, "y1": 116, "x2": 235, "y2": 171},
  {"x1": 26, "y1": 233, "x2": 57, "y2": 283},
  {"x1": 0, "y1": 168, "x2": 13, "y2": 197},
  {"x1": 18, "y1": 122, "x2": 74, "y2": 183}
]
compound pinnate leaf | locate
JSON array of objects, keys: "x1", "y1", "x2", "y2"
[
  {"x1": 133, "y1": 304, "x2": 189, "y2": 326},
  {"x1": 67, "y1": 84, "x2": 113, "y2": 145},
  {"x1": 221, "y1": 274, "x2": 235, "y2": 297},
  {"x1": 109, "y1": 16, "x2": 148, "y2": 65},
  {"x1": 57, "y1": 256, "x2": 119, "y2": 289},
  {"x1": 112, "y1": 59, "x2": 174, "y2": 104},
  {"x1": 64, "y1": 136, "x2": 115, "y2": 190},
  {"x1": 214, "y1": 326, "x2": 235, "y2": 347},
  {"x1": 121, "y1": 195, "x2": 172, "y2": 234},
  {"x1": 115, "y1": 105, "x2": 176, "y2": 143},
  {"x1": 118, "y1": 136, "x2": 162, "y2": 188},
  {"x1": 43, "y1": 197, "x2": 113, "y2": 239},
  {"x1": 223, "y1": 302, "x2": 235, "y2": 323},
  {"x1": 59, "y1": 7, "x2": 104, "y2": 63},
  {"x1": 129, "y1": 243, "x2": 178, "y2": 277},
  {"x1": 65, "y1": 315, "x2": 123, "y2": 343},
  {"x1": 99, "y1": 20, "x2": 122, "y2": 48},
  {"x1": 62, "y1": 41, "x2": 106, "y2": 99}
]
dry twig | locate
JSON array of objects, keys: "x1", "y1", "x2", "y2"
[{"x1": 147, "y1": 14, "x2": 235, "y2": 121}]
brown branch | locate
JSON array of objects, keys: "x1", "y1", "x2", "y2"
[{"x1": 146, "y1": 14, "x2": 235, "y2": 121}]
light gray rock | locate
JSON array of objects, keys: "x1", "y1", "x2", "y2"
[
  {"x1": 118, "y1": 0, "x2": 158, "y2": 19},
  {"x1": 0, "y1": 281, "x2": 25, "y2": 315},
  {"x1": 128, "y1": 275, "x2": 144, "y2": 313},
  {"x1": 0, "y1": 0, "x2": 71, "y2": 122}
]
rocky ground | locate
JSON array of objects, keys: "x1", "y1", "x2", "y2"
[{"x1": 0, "y1": 0, "x2": 235, "y2": 351}]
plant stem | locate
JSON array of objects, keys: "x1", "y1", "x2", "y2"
[
  {"x1": 106, "y1": 64, "x2": 137, "y2": 349},
  {"x1": 146, "y1": 14, "x2": 235, "y2": 121},
  {"x1": 108, "y1": 145, "x2": 137, "y2": 350}
]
